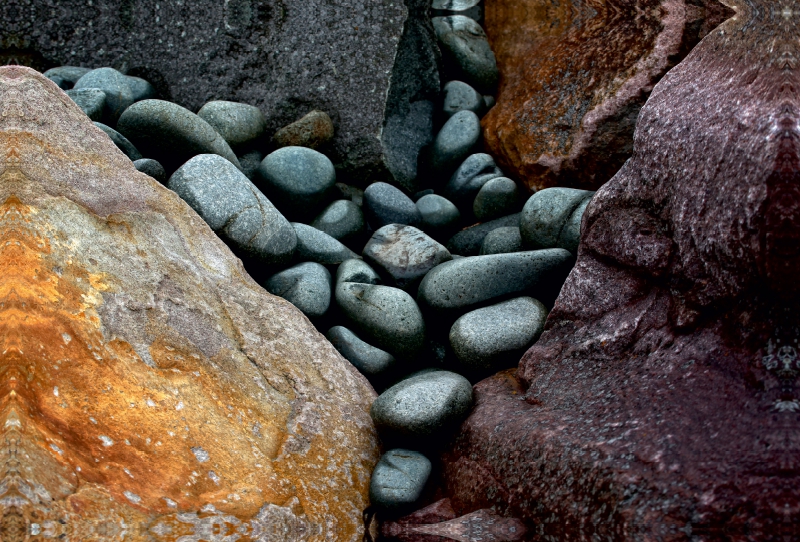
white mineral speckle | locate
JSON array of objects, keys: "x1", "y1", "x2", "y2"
[
  {"x1": 53, "y1": 386, "x2": 59, "y2": 397},
  {"x1": 209, "y1": 471, "x2": 220, "y2": 484},
  {"x1": 99, "y1": 436, "x2": 113, "y2": 447},
  {"x1": 191, "y1": 446, "x2": 210, "y2": 463},
  {"x1": 124, "y1": 491, "x2": 142, "y2": 504}
]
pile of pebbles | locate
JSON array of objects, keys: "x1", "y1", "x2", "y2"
[{"x1": 44, "y1": 0, "x2": 595, "y2": 520}]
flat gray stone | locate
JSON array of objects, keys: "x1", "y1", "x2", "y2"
[
  {"x1": 449, "y1": 296, "x2": 548, "y2": 371},
  {"x1": 326, "y1": 326, "x2": 396, "y2": 378},
  {"x1": 416, "y1": 193, "x2": 461, "y2": 238},
  {"x1": 520, "y1": 188, "x2": 594, "y2": 252},
  {"x1": 369, "y1": 449, "x2": 431, "y2": 509},
  {"x1": 198, "y1": 100, "x2": 267, "y2": 149},
  {"x1": 292, "y1": 223, "x2": 358, "y2": 265},
  {"x1": 473, "y1": 177, "x2": 522, "y2": 222},
  {"x1": 133, "y1": 158, "x2": 166, "y2": 184},
  {"x1": 126, "y1": 76, "x2": 157, "y2": 102},
  {"x1": 265, "y1": 262, "x2": 332, "y2": 319},
  {"x1": 479, "y1": 226, "x2": 522, "y2": 255},
  {"x1": 363, "y1": 225, "x2": 452, "y2": 290},
  {"x1": 336, "y1": 282, "x2": 425, "y2": 360},
  {"x1": 433, "y1": 16, "x2": 498, "y2": 93},
  {"x1": 74, "y1": 67, "x2": 134, "y2": 124},
  {"x1": 430, "y1": 110, "x2": 481, "y2": 175},
  {"x1": 66, "y1": 88, "x2": 106, "y2": 122},
  {"x1": 94, "y1": 122, "x2": 142, "y2": 161},
  {"x1": 417, "y1": 249, "x2": 574, "y2": 312},
  {"x1": 168, "y1": 154, "x2": 296, "y2": 265},
  {"x1": 43, "y1": 66, "x2": 90, "y2": 88},
  {"x1": 443, "y1": 80, "x2": 485, "y2": 118},
  {"x1": 370, "y1": 370, "x2": 473, "y2": 437},
  {"x1": 446, "y1": 213, "x2": 520, "y2": 256},
  {"x1": 363, "y1": 182, "x2": 422, "y2": 229},
  {"x1": 443, "y1": 153, "x2": 503, "y2": 208},
  {"x1": 311, "y1": 200, "x2": 365, "y2": 244},
  {"x1": 336, "y1": 259, "x2": 382, "y2": 287},
  {"x1": 117, "y1": 99, "x2": 241, "y2": 172}
]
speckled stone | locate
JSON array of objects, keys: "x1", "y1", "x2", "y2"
[
  {"x1": 133, "y1": 158, "x2": 167, "y2": 184},
  {"x1": 363, "y1": 224, "x2": 452, "y2": 290},
  {"x1": 327, "y1": 326, "x2": 396, "y2": 379},
  {"x1": 473, "y1": 177, "x2": 522, "y2": 221},
  {"x1": 370, "y1": 450, "x2": 432, "y2": 509},
  {"x1": 65, "y1": 88, "x2": 106, "y2": 122},
  {"x1": 363, "y1": 182, "x2": 422, "y2": 229},
  {"x1": 520, "y1": 188, "x2": 594, "y2": 253},
  {"x1": 416, "y1": 194, "x2": 461, "y2": 239},
  {"x1": 336, "y1": 259, "x2": 382, "y2": 287},
  {"x1": 446, "y1": 213, "x2": 520, "y2": 256},
  {"x1": 311, "y1": 200, "x2": 366, "y2": 244},
  {"x1": 432, "y1": 16, "x2": 498, "y2": 93},
  {"x1": 265, "y1": 262, "x2": 332, "y2": 319},
  {"x1": 198, "y1": 100, "x2": 267, "y2": 149},
  {"x1": 73, "y1": 67, "x2": 134, "y2": 124},
  {"x1": 442, "y1": 80, "x2": 485, "y2": 118},
  {"x1": 429, "y1": 110, "x2": 481, "y2": 175},
  {"x1": 443, "y1": 153, "x2": 503, "y2": 209},
  {"x1": 43, "y1": 66, "x2": 90, "y2": 88},
  {"x1": 126, "y1": 76, "x2": 157, "y2": 102},
  {"x1": 479, "y1": 226, "x2": 522, "y2": 255},
  {"x1": 94, "y1": 122, "x2": 142, "y2": 161},
  {"x1": 292, "y1": 223, "x2": 358, "y2": 266}
]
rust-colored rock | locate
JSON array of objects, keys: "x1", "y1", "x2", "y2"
[
  {"x1": 442, "y1": 1, "x2": 800, "y2": 538},
  {"x1": 482, "y1": 0, "x2": 734, "y2": 192},
  {"x1": 0, "y1": 66, "x2": 379, "y2": 541},
  {"x1": 273, "y1": 110, "x2": 336, "y2": 151}
]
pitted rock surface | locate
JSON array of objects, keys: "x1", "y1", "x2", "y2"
[{"x1": 0, "y1": 66, "x2": 379, "y2": 542}]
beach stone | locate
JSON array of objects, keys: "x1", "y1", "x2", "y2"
[
  {"x1": 416, "y1": 194, "x2": 461, "y2": 238},
  {"x1": 429, "y1": 110, "x2": 481, "y2": 175},
  {"x1": 116, "y1": 99, "x2": 241, "y2": 172},
  {"x1": 520, "y1": 188, "x2": 594, "y2": 252},
  {"x1": 197, "y1": 100, "x2": 267, "y2": 150},
  {"x1": 133, "y1": 158, "x2": 166, "y2": 184},
  {"x1": 363, "y1": 182, "x2": 422, "y2": 229},
  {"x1": 43, "y1": 66, "x2": 90, "y2": 88},
  {"x1": 273, "y1": 110, "x2": 335, "y2": 151},
  {"x1": 256, "y1": 146, "x2": 337, "y2": 221},
  {"x1": 0, "y1": 66, "x2": 378, "y2": 540},
  {"x1": 327, "y1": 326, "x2": 397, "y2": 380},
  {"x1": 126, "y1": 75, "x2": 157, "y2": 102},
  {"x1": 473, "y1": 177, "x2": 521, "y2": 221},
  {"x1": 370, "y1": 450, "x2": 432, "y2": 509},
  {"x1": 94, "y1": 122, "x2": 143, "y2": 161},
  {"x1": 363, "y1": 225, "x2": 452, "y2": 290},
  {"x1": 432, "y1": 16, "x2": 498, "y2": 93},
  {"x1": 371, "y1": 371, "x2": 473, "y2": 437},
  {"x1": 449, "y1": 297, "x2": 547, "y2": 372},
  {"x1": 446, "y1": 213, "x2": 520, "y2": 256},
  {"x1": 265, "y1": 262, "x2": 332, "y2": 319},
  {"x1": 335, "y1": 183, "x2": 365, "y2": 207},
  {"x1": 74, "y1": 67, "x2": 134, "y2": 124},
  {"x1": 442, "y1": 80, "x2": 485, "y2": 118},
  {"x1": 311, "y1": 200, "x2": 366, "y2": 244},
  {"x1": 237, "y1": 149, "x2": 264, "y2": 181},
  {"x1": 443, "y1": 153, "x2": 503, "y2": 208},
  {"x1": 432, "y1": 0, "x2": 481, "y2": 10},
  {"x1": 336, "y1": 283, "x2": 425, "y2": 360},
  {"x1": 65, "y1": 88, "x2": 106, "y2": 121},
  {"x1": 292, "y1": 223, "x2": 358, "y2": 266},
  {"x1": 336, "y1": 259, "x2": 382, "y2": 287},
  {"x1": 168, "y1": 154, "x2": 296, "y2": 265},
  {"x1": 479, "y1": 226, "x2": 522, "y2": 255},
  {"x1": 417, "y1": 249, "x2": 573, "y2": 313}
]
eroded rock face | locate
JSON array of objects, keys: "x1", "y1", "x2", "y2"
[
  {"x1": 482, "y1": 0, "x2": 734, "y2": 192},
  {"x1": 442, "y1": 1, "x2": 800, "y2": 537},
  {"x1": 0, "y1": 66, "x2": 379, "y2": 541}
]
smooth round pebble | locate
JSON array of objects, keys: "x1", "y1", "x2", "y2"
[
  {"x1": 473, "y1": 177, "x2": 521, "y2": 221},
  {"x1": 257, "y1": 146, "x2": 336, "y2": 220},
  {"x1": 125, "y1": 76, "x2": 157, "y2": 102},
  {"x1": 450, "y1": 297, "x2": 548, "y2": 371},
  {"x1": 133, "y1": 158, "x2": 167, "y2": 184},
  {"x1": 66, "y1": 88, "x2": 106, "y2": 121},
  {"x1": 44, "y1": 66, "x2": 91, "y2": 88},
  {"x1": 370, "y1": 370, "x2": 473, "y2": 437},
  {"x1": 93, "y1": 122, "x2": 142, "y2": 161},
  {"x1": 443, "y1": 80, "x2": 485, "y2": 118},
  {"x1": 336, "y1": 259, "x2": 381, "y2": 287},
  {"x1": 363, "y1": 225, "x2": 451, "y2": 290},
  {"x1": 265, "y1": 262, "x2": 332, "y2": 319},
  {"x1": 273, "y1": 110, "x2": 335, "y2": 150},
  {"x1": 363, "y1": 182, "x2": 421, "y2": 229},
  {"x1": 430, "y1": 110, "x2": 481, "y2": 175},
  {"x1": 443, "y1": 153, "x2": 503, "y2": 208},
  {"x1": 432, "y1": 16, "x2": 499, "y2": 93},
  {"x1": 369, "y1": 449, "x2": 431, "y2": 509},
  {"x1": 520, "y1": 188, "x2": 594, "y2": 252},
  {"x1": 416, "y1": 194, "x2": 461, "y2": 237},
  {"x1": 432, "y1": 0, "x2": 481, "y2": 9},
  {"x1": 326, "y1": 326, "x2": 396, "y2": 378},
  {"x1": 311, "y1": 200, "x2": 365, "y2": 243},
  {"x1": 74, "y1": 67, "x2": 134, "y2": 123},
  {"x1": 292, "y1": 223, "x2": 357, "y2": 265},
  {"x1": 479, "y1": 226, "x2": 522, "y2": 255},
  {"x1": 446, "y1": 213, "x2": 520, "y2": 256},
  {"x1": 198, "y1": 100, "x2": 267, "y2": 149},
  {"x1": 559, "y1": 197, "x2": 592, "y2": 253}
]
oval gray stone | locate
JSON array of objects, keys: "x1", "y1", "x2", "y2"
[
  {"x1": 432, "y1": 16, "x2": 499, "y2": 93},
  {"x1": 265, "y1": 262, "x2": 332, "y2": 319},
  {"x1": 417, "y1": 249, "x2": 574, "y2": 312},
  {"x1": 117, "y1": 99, "x2": 241, "y2": 172},
  {"x1": 168, "y1": 154, "x2": 296, "y2": 265},
  {"x1": 559, "y1": 197, "x2": 592, "y2": 253},
  {"x1": 311, "y1": 200, "x2": 365, "y2": 243},
  {"x1": 43, "y1": 66, "x2": 91, "y2": 87},
  {"x1": 336, "y1": 282, "x2": 425, "y2": 360},
  {"x1": 74, "y1": 67, "x2": 134, "y2": 123},
  {"x1": 66, "y1": 88, "x2": 106, "y2": 122},
  {"x1": 449, "y1": 296, "x2": 548, "y2": 371},
  {"x1": 369, "y1": 449, "x2": 432, "y2": 509},
  {"x1": 446, "y1": 213, "x2": 520, "y2": 256},
  {"x1": 257, "y1": 146, "x2": 336, "y2": 220},
  {"x1": 430, "y1": 110, "x2": 481, "y2": 175},
  {"x1": 198, "y1": 100, "x2": 267, "y2": 149},
  {"x1": 94, "y1": 122, "x2": 142, "y2": 161},
  {"x1": 133, "y1": 158, "x2": 166, "y2": 184},
  {"x1": 336, "y1": 259, "x2": 382, "y2": 287},
  {"x1": 363, "y1": 225, "x2": 452, "y2": 290},
  {"x1": 443, "y1": 153, "x2": 503, "y2": 208},
  {"x1": 479, "y1": 226, "x2": 522, "y2": 255},
  {"x1": 520, "y1": 187, "x2": 594, "y2": 252},
  {"x1": 370, "y1": 370, "x2": 473, "y2": 437},
  {"x1": 363, "y1": 182, "x2": 422, "y2": 229},
  {"x1": 326, "y1": 326, "x2": 396, "y2": 378},
  {"x1": 443, "y1": 80, "x2": 485, "y2": 118},
  {"x1": 432, "y1": 0, "x2": 481, "y2": 9},
  {"x1": 125, "y1": 76, "x2": 157, "y2": 102},
  {"x1": 292, "y1": 223, "x2": 358, "y2": 265},
  {"x1": 473, "y1": 177, "x2": 522, "y2": 222},
  {"x1": 416, "y1": 194, "x2": 461, "y2": 237}
]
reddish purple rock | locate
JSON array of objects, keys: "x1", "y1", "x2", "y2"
[{"x1": 440, "y1": 1, "x2": 800, "y2": 538}]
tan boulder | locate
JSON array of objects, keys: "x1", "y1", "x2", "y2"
[{"x1": 0, "y1": 66, "x2": 379, "y2": 541}]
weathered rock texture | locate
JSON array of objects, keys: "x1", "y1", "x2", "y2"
[
  {"x1": 482, "y1": 0, "x2": 734, "y2": 192},
  {"x1": 0, "y1": 66, "x2": 379, "y2": 541},
  {"x1": 1, "y1": 0, "x2": 439, "y2": 186},
  {"x1": 441, "y1": 1, "x2": 800, "y2": 538}
]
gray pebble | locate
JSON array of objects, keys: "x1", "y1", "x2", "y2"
[
  {"x1": 257, "y1": 146, "x2": 336, "y2": 221},
  {"x1": 238, "y1": 150, "x2": 264, "y2": 181},
  {"x1": 363, "y1": 225, "x2": 452, "y2": 290},
  {"x1": 336, "y1": 282, "x2": 425, "y2": 360},
  {"x1": 47, "y1": 74, "x2": 68, "y2": 89},
  {"x1": 66, "y1": 88, "x2": 106, "y2": 121},
  {"x1": 44, "y1": 66, "x2": 91, "y2": 88},
  {"x1": 198, "y1": 100, "x2": 267, "y2": 149},
  {"x1": 416, "y1": 194, "x2": 461, "y2": 238},
  {"x1": 292, "y1": 223, "x2": 358, "y2": 265},
  {"x1": 473, "y1": 177, "x2": 522, "y2": 221},
  {"x1": 93, "y1": 122, "x2": 142, "y2": 161},
  {"x1": 168, "y1": 154, "x2": 296, "y2": 265},
  {"x1": 484, "y1": 95, "x2": 496, "y2": 110},
  {"x1": 117, "y1": 99, "x2": 241, "y2": 172},
  {"x1": 449, "y1": 296, "x2": 548, "y2": 371},
  {"x1": 443, "y1": 80, "x2": 485, "y2": 118},
  {"x1": 336, "y1": 259, "x2": 382, "y2": 287},
  {"x1": 520, "y1": 188, "x2": 594, "y2": 252},
  {"x1": 311, "y1": 200, "x2": 365, "y2": 244},
  {"x1": 446, "y1": 213, "x2": 520, "y2": 256},
  {"x1": 433, "y1": 16, "x2": 499, "y2": 93},
  {"x1": 363, "y1": 182, "x2": 422, "y2": 229},
  {"x1": 479, "y1": 226, "x2": 522, "y2": 255},
  {"x1": 74, "y1": 67, "x2": 134, "y2": 124},
  {"x1": 370, "y1": 370, "x2": 473, "y2": 437},
  {"x1": 430, "y1": 110, "x2": 481, "y2": 175},
  {"x1": 125, "y1": 76, "x2": 157, "y2": 102},
  {"x1": 559, "y1": 197, "x2": 592, "y2": 253},
  {"x1": 133, "y1": 158, "x2": 167, "y2": 184},
  {"x1": 327, "y1": 326, "x2": 396, "y2": 378},
  {"x1": 369, "y1": 449, "x2": 431, "y2": 509},
  {"x1": 443, "y1": 153, "x2": 503, "y2": 208},
  {"x1": 417, "y1": 249, "x2": 574, "y2": 312},
  {"x1": 432, "y1": 0, "x2": 480, "y2": 9},
  {"x1": 265, "y1": 262, "x2": 332, "y2": 319}
]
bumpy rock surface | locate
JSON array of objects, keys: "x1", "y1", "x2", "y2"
[
  {"x1": 441, "y1": 4, "x2": 800, "y2": 536},
  {"x1": 0, "y1": 66, "x2": 379, "y2": 542},
  {"x1": 481, "y1": 0, "x2": 734, "y2": 191}
]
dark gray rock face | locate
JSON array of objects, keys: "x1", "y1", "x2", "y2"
[
  {"x1": 327, "y1": 326, "x2": 396, "y2": 379},
  {"x1": 292, "y1": 223, "x2": 357, "y2": 266},
  {"x1": 363, "y1": 182, "x2": 422, "y2": 229},
  {"x1": 520, "y1": 188, "x2": 594, "y2": 253},
  {"x1": 363, "y1": 225, "x2": 452, "y2": 290},
  {"x1": 93, "y1": 122, "x2": 142, "y2": 161},
  {"x1": 446, "y1": 213, "x2": 520, "y2": 256},
  {"x1": 16, "y1": 0, "x2": 438, "y2": 186},
  {"x1": 133, "y1": 158, "x2": 166, "y2": 184},
  {"x1": 369, "y1": 450, "x2": 432, "y2": 509},
  {"x1": 265, "y1": 262, "x2": 332, "y2": 319},
  {"x1": 74, "y1": 67, "x2": 133, "y2": 124},
  {"x1": 197, "y1": 100, "x2": 267, "y2": 150},
  {"x1": 66, "y1": 88, "x2": 106, "y2": 121}
]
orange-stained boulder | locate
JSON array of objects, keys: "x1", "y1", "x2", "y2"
[
  {"x1": 482, "y1": 0, "x2": 734, "y2": 192},
  {"x1": 0, "y1": 66, "x2": 379, "y2": 541}
]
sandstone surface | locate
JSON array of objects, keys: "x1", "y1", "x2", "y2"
[
  {"x1": 441, "y1": 1, "x2": 800, "y2": 537},
  {"x1": 0, "y1": 66, "x2": 379, "y2": 541}
]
